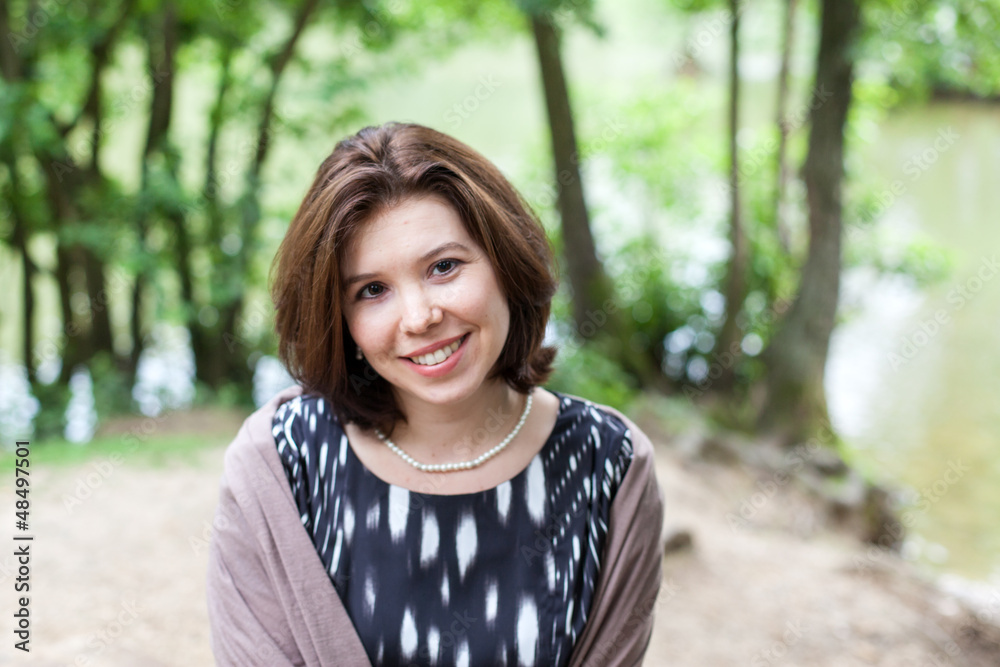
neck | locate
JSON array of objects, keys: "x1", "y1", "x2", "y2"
[{"x1": 387, "y1": 381, "x2": 526, "y2": 462}]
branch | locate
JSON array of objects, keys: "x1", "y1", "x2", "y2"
[{"x1": 250, "y1": 0, "x2": 321, "y2": 180}]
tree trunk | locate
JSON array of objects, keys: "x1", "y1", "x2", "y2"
[
  {"x1": 214, "y1": 0, "x2": 320, "y2": 392},
  {"x1": 37, "y1": 157, "x2": 89, "y2": 385},
  {"x1": 530, "y1": 12, "x2": 657, "y2": 386},
  {"x1": 72, "y1": 0, "x2": 136, "y2": 367},
  {"x1": 714, "y1": 0, "x2": 747, "y2": 393},
  {"x1": 758, "y1": 0, "x2": 860, "y2": 444},
  {"x1": 192, "y1": 42, "x2": 235, "y2": 389},
  {"x1": 5, "y1": 157, "x2": 37, "y2": 383},
  {"x1": 130, "y1": 3, "x2": 182, "y2": 386},
  {"x1": 774, "y1": 0, "x2": 798, "y2": 252},
  {"x1": 530, "y1": 13, "x2": 613, "y2": 331},
  {"x1": 81, "y1": 249, "x2": 114, "y2": 357}
]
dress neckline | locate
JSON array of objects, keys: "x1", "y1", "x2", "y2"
[{"x1": 341, "y1": 389, "x2": 570, "y2": 499}]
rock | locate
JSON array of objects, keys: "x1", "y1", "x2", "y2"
[
  {"x1": 662, "y1": 527, "x2": 694, "y2": 555},
  {"x1": 811, "y1": 448, "x2": 849, "y2": 477},
  {"x1": 698, "y1": 436, "x2": 740, "y2": 465}
]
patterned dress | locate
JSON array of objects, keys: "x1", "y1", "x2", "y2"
[{"x1": 273, "y1": 390, "x2": 633, "y2": 666}]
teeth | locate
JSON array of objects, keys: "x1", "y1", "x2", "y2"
[{"x1": 410, "y1": 337, "x2": 463, "y2": 366}]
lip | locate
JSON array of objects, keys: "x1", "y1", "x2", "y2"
[
  {"x1": 402, "y1": 334, "x2": 467, "y2": 359},
  {"x1": 402, "y1": 334, "x2": 468, "y2": 378}
]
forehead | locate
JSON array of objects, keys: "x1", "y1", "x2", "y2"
[{"x1": 342, "y1": 195, "x2": 478, "y2": 270}]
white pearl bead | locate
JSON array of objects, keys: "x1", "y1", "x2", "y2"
[{"x1": 376, "y1": 394, "x2": 532, "y2": 473}]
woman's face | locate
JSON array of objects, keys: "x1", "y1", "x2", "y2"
[{"x1": 341, "y1": 195, "x2": 511, "y2": 411}]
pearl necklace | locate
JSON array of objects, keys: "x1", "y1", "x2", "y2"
[{"x1": 375, "y1": 393, "x2": 533, "y2": 473}]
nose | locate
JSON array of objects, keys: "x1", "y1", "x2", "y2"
[{"x1": 399, "y1": 285, "x2": 443, "y2": 334}]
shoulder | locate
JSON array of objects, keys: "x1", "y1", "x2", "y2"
[
  {"x1": 553, "y1": 391, "x2": 657, "y2": 479},
  {"x1": 224, "y1": 385, "x2": 307, "y2": 470},
  {"x1": 551, "y1": 391, "x2": 637, "y2": 479},
  {"x1": 269, "y1": 391, "x2": 344, "y2": 471},
  {"x1": 272, "y1": 392, "x2": 337, "y2": 438}
]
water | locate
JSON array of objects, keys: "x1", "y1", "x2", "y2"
[
  {"x1": 827, "y1": 103, "x2": 1000, "y2": 580},
  {"x1": 0, "y1": 0, "x2": 995, "y2": 580}
]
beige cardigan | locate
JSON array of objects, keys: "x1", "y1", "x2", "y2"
[{"x1": 206, "y1": 385, "x2": 665, "y2": 666}]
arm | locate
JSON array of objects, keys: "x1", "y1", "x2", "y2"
[
  {"x1": 568, "y1": 413, "x2": 666, "y2": 667},
  {"x1": 205, "y1": 388, "x2": 372, "y2": 667},
  {"x1": 206, "y1": 462, "x2": 304, "y2": 666}
]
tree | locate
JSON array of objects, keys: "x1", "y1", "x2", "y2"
[
  {"x1": 773, "y1": 0, "x2": 798, "y2": 252},
  {"x1": 758, "y1": 0, "x2": 862, "y2": 443},
  {"x1": 713, "y1": 0, "x2": 747, "y2": 392},
  {"x1": 520, "y1": 0, "x2": 654, "y2": 385},
  {"x1": 527, "y1": 9, "x2": 613, "y2": 329}
]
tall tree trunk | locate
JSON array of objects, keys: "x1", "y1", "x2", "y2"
[
  {"x1": 530, "y1": 13, "x2": 613, "y2": 332},
  {"x1": 192, "y1": 42, "x2": 235, "y2": 389},
  {"x1": 774, "y1": 0, "x2": 798, "y2": 252},
  {"x1": 758, "y1": 0, "x2": 860, "y2": 443},
  {"x1": 214, "y1": 0, "x2": 320, "y2": 391},
  {"x1": 204, "y1": 42, "x2": 233, "y2": 250},
  {"x1": 73, "y1": 0, "x2": 136, "y2": 365},
  {"x1": 0, "y1": 0, "x2": 21, "y2": 81},
  {"x1": 5, "y1": 157, "x2": 37, "y2": 383},
  {"x1": 38, "y1": 158, "x2": 89, "y2": 385},
  {"x1": 714, "y1": 0, "x2": 747, "y2": 393},
  {"x1": 530, "y1": 12, "x2": 656, "y2": 386},
  {"x1": 81, "y1": 249, "x2": 114, "y2": 357},
  {"x1": 130, "y1": 3, "x2": 182, "y2": 386}
]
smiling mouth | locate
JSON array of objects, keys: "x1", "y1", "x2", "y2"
[{"x1": 408, "y1": 335, "x2": 467, "y2": 366}]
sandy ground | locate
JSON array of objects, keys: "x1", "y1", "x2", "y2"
[{"x1": 2, "y1": 410, "x2": 999, "y2": 666}]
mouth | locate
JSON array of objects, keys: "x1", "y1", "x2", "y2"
[{"x1": 407, "y1": 334, "x2": 468, "y2": 367}]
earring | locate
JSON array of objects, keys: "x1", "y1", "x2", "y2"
[{"x1": 355, "y1": 345, "x2": 364, "y2": 360}]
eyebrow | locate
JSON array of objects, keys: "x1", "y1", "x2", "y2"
[{"x1": 342, "y1": 241, "x2": 474, "y2": 288}]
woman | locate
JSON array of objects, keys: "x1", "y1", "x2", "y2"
[{"x1": 206, "y1": 123, "x2": 665, "y2": 666}]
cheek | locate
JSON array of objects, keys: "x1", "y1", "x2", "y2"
[
  {"x1": 345, "y1": 306, "x2": 394, "y2": 350},
  {"x1": 476, "y1": 277, "x2": 510, "y2": 342}
]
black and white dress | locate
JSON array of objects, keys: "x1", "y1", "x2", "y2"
[{"x1": 273, "y1": 390, "x2": 633, "y2": 667}]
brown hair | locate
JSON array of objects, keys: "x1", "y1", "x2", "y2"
[{"x1": 270, "y1": 122, "x2": 557, "y2": 433}]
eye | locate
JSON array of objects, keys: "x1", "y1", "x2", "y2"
[
  {"x1": 358, "y1": 283, "x2": 384, "y2": 299},
  {"x1": 431, "y1": 259, "x2": 459, "y2": 275}
]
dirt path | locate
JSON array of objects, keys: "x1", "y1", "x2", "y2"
[{"x1": 3, "y1": 418, "x2": 998, "y2": 666}]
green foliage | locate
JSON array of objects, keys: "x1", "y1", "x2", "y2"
[
  {"x1": 0, "y1": 426, "x2": 235, "y2": 470},
  {"x1": 29, "y1": 382, "x2": 71, "y2": 442},
  {"x1": 89, "y1": 352, "x2": 135, "y2": 417},
  {"x1": 546, "y1": 343, "x2": 637, "y2": 411},
  {"x1": 862, "y1": 0, "x2": 1000, "y2": 102}
]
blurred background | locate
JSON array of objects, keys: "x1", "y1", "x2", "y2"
[{"x1": 1, "y1": 0, "x2": 1000, "y2": 663}]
